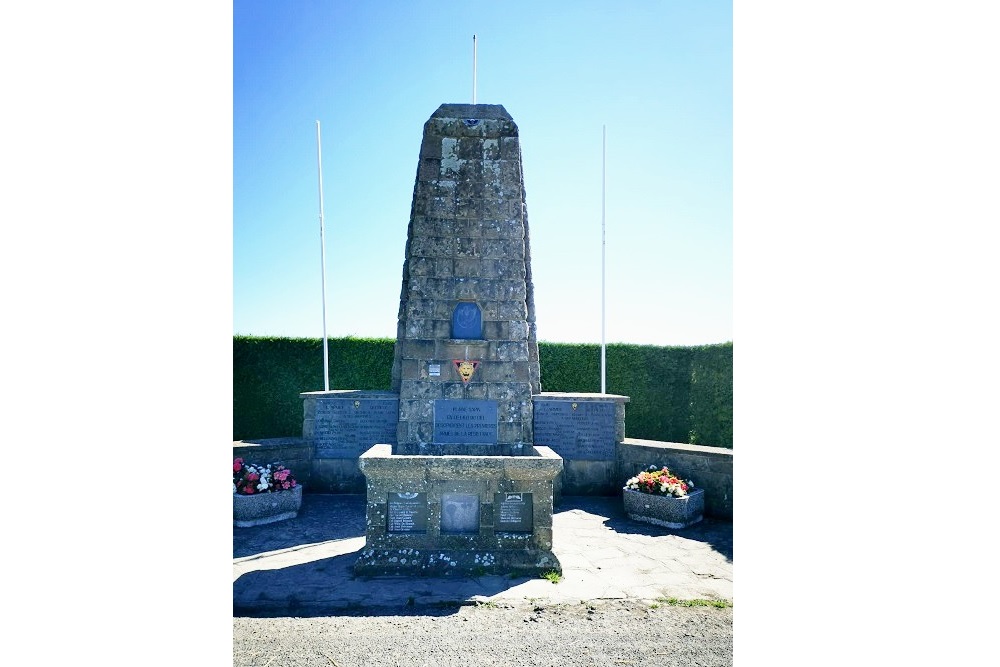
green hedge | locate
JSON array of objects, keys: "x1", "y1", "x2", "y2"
[
  {"x1": 537, "y1": 341, "x2": 733, "y2": 447},
  {"x1": 234, "y1": 336, "x2": 732, "y2": 447}
]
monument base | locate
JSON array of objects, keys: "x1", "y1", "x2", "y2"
[
  {"x1": 354, "y1": 443, "x2": 563, "y2": 577},
  {"x1": 353, "y1": 546, "x2": 559, "y2": 577}
]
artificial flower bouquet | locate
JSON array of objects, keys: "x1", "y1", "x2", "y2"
[
  {"x1": 233, "y1": 457, "x2": 298, "y2": 495},
  {"x1": 624, "y1": 464, "x2": 694, "y2": 498}
]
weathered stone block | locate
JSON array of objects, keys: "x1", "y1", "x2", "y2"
[
  {"x1": 500, "y1": 276, "x2": 528, "y2": 299},
  {"x1": 428, "y1": 278, "x2": 457, "y2": 299},
  {"x1": 453, "y1": 257, "x2": 481, "y2": 277},
  {"x1": 465, "y1": 383, "x2": 488, "y2": 399},
  {"x1": 498, "y1": 421, "x2": 523, "y2": 443},
  {"x1": 509, "y1": 320, "x2": 528, "y2": 340},
  {"x1": 428, "y1": 196, "x2": 455, "y2": 216},
  {"x1": 397, "y1": 338, "x2": 434, "y2": 360},
  {"x1": 458, "y1": 136, "x2": 483, "y2": 159},
  {"x1": 496, "y1": 341, "x2": 529, "y2": 362},
  {"x1": 408, "y1": 256, "x2": 434, "y2": 277},
  {"x1": 498, "y1": 300, "x2": 527, "y2": 319},
  {"x1": 399, "y1": 380, "x2": 443, "y2": 401},
  {"x1": 420, "y1": 135, "x2": 443, "y2": 158},
  {"x1": 404, "y1": 318, "x2": 437, "y2": 339},
  {"x1": 454, "y1": 237, "x2": 481, "y2": 258},
  {"x1": 482, "y1": 320, "x2": 509, "y2": 340},
  {"x1": 482, "y1": 138, "x2": 500, "y2": 160},
  {"x1": 442, "y1": 382, "x2": 465, "y2": 399},
  {"x1": 418, "y1": 157, "x2": 441, "y2": 181},
  {"x1": 498, "y1": 400, "x2": 523, "y2": 422},
  {"x1": 500, "y1": 136, "x2": 520, "y2": 159},
  {"x1": 433, "y1": 258, "x2": 454, "y2": 278},
  {"x1": 404, "y1": 298, "x2": 436, "y2": 319}
]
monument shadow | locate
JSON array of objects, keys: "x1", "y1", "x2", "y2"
[
  {"x1": 234, "y1": 494, "x2": 554, "y2": 618},
  {"x1": 576, "y1": 497, "x2": 732, "y2": 563}
]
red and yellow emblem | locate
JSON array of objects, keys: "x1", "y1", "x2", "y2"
[{"x1": 453, "y1": 359, "x2": 480, "y2": 383}]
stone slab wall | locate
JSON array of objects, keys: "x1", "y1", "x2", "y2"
[
  {"x1": 299, "y1": 390, "x2": 400, "y2": 493},
  {"x1": 619, "y1": 439, "x2": 733, "y2": 520},
  {"x1": 533, "y1": 392, "x2": 629, "y2": 497}
]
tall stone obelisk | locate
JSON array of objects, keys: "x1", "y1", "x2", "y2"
[{"x1": 390, "y1": 104, "x2": 540, "y2": 455}]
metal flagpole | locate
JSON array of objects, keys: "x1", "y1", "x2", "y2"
[
  {"x1": 601, "y1": 125, "x2": 607, "y2": 394},
  {"x1": 472, "y1": 34, "x2": 477, "y2": 104},
  {"x1": 316, "y1": 120, "x2": 330, "y2": 391}
]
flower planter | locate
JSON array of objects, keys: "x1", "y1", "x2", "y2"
[
  {"x1": 623, "y1": 487, "x2": 704, "y2": 529},
  {"x1": 233, "y1": 485, "x2": 303, "y2": 528}
]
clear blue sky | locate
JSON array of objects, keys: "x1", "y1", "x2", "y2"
[{"x1": 234, "y1": 0, "x2": 732, "y2": 346}]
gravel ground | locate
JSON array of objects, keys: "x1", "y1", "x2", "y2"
[{"x1": 233, "y1": 599, "x2": 732, "y2": 666}]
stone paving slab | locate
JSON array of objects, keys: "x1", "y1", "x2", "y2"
[{"x1": 233, "y1": 494, "x2": 732, "y2": 616}]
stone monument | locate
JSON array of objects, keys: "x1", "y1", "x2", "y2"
[
  {"x1": 354, "y1": 103, "x2": 562, "y2": 576},
  {"x1": 280, "y1": 103, "x2": 630, "y2": 575},
  {"x1": 390, "y1": 103, "x2": 540, "y2": 455}
]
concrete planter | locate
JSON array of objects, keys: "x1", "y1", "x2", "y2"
[
  {"x1": 233, "y1": 485, "x2": 303, "y2": 528},
  {"x1": 623, "y1": 487, "x2": 704, "y2": 529}
]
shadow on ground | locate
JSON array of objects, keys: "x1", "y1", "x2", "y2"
[
  {"x1": 557, "y1": 495, "x2": 733, "y2": 563},
  {"x1": 234, "y1": 493, "x2": 732, "y2": 617},
  {"x1": 235, "y1": 494, "x2": 548, "y2": 618},
  {"x1": 234, "y1": 494, "x2": 366, "y2": 559}
]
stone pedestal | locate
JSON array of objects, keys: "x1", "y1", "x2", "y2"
[{"x1": 354, "y1": 444, "x2": 562, "y2": 576}]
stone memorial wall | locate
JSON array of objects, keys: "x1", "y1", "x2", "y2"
[
  {"x1": 311, "y1": 397, "x2": 399, "y2": 458},
  {"x1": 533, "y1": 400, "x2": 617, "y2": 460},
  {"x1": 533, "y1": 392, "x2": 629, "y2": 497},
  {"x1": 299, "y1": 390, "x2": 400, "y2": 492}
]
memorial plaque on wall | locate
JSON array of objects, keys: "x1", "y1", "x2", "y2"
[
  {"x1": 387, "y1": 492, "x2": 428, "y2": 534},
  {"x1": 440, "y1": 493, "x2": 480, "y2": 534},
  {"x1": 433, "y1": 400, "x2": 498, "y2": 444},
  {"x1": 533, "y1": 400, "x2": 616, "y2": 460},
  {"x1": 314, "y1": 398, "x2": 398, "y2": 458},
  {"x1": 495, "y1": 492, "x2": 533, "y2": 532}
]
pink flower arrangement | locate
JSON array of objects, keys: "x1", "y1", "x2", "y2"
[
  {"x1": 624, "y1": 465, "x2": 695, "y2": 498},
  {"x1": 233, "y1": 457, "x2": 298, "y2": 495}
]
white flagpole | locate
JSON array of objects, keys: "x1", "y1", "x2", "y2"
[
  {"x1": 316, "y1": 120, "x2": 330, "y2": 392},
  {"x1": 472, "y1": 34, "x2": 478, "y2": 104},
  {"x1": 601, "y1": 125, "x2": 607, "y2": 394}
]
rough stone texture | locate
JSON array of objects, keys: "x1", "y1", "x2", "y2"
[
  {"x1": 233, "y1": 485, "x2": 303, "y2": 528},
  {"x1": 354, "y1": 444, "x2": 562, "y2": 576},
  {"x1": 622, "y1": 488, "x2": 705, "y2": 530},
  {"x1": 620, "y1": 439, "x2": 733, "y2": 520},
  {"x1": 391, "y1": 104, "x2": 541, "y2": 452}
]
